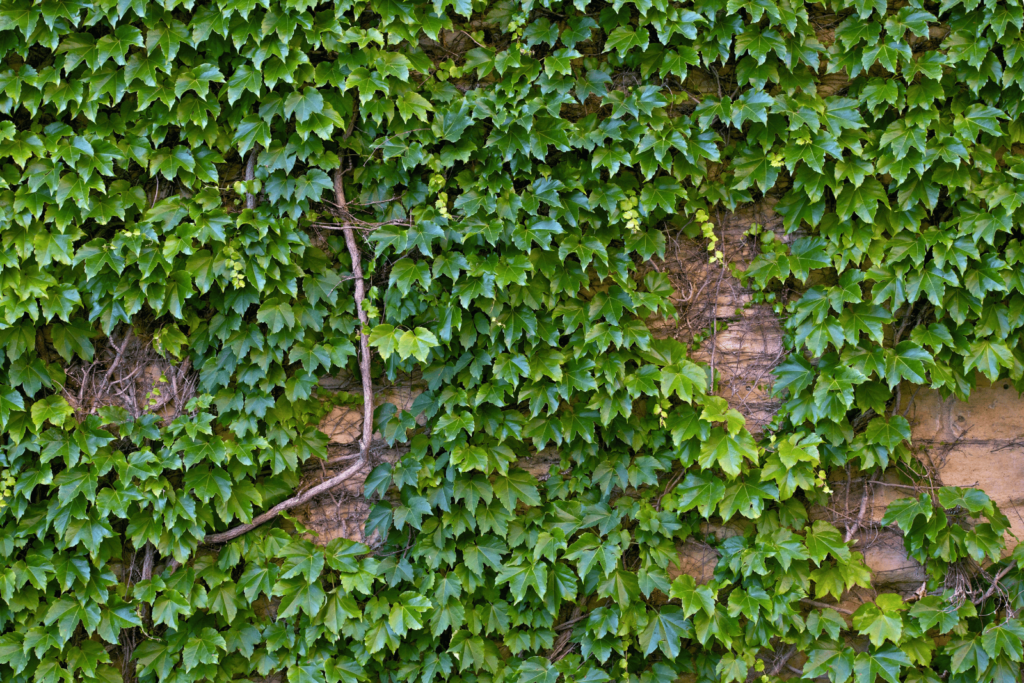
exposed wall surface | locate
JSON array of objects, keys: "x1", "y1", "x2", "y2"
[{"x1": 906, "y1": 378, "x2": 1024, "y2": 553}]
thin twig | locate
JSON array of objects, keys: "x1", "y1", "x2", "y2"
[
  {"x1": 461, "y1": 30, "x2": 486, "y2": 48},
  {"x1": 334, "y1": 168, "x2": 374, "y2": 460},
  {"x1": 103, "y1": 331, "x2": 133, "y2": 384},
  {"x1": 867, "y1": 480, "x2": 977, "y2": 491},
  {"x1": 244, "y1": 143, "x2": 261, "y2": 210},
  {"x1": 845, "y1": 484, "x2": 870, "y2": 543},
  {"x1": 203, "y1": 458, "x2": 366, "y2": 544},
  {"x1": 655, "y1": 468, "x2": 687, "y2": 511},
  {"x1": 140, "y1": 543, "x2": 155, "y2": 624},
  {"x1": 554, "y1": 612, "x2": 590, "y2": 631},
  {"x1": 799, "y1": 598, "x2": 854, "y2": 615},
  {"x1": 201, "y1": 110, "x2": 376, "y2": 546},
  {"x1": 770, "y1": 646, "x2": 797, "y2": 676},
  {"x1": 975, "y1": 563, "x2": 1016, "y2": 605}
]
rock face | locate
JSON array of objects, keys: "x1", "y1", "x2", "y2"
[
  {"x1": 905, "y1": 377, "x2": 1024, "y2": 553},
  {"x1": 296, "y1": 204, "x2": 1024, "y2": 602}
]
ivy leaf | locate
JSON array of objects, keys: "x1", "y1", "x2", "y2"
[
  {"x1": 718, "y1": 476, "x2": 779, "y2": 521},
  {"x1": 909, "y1": 596, "x2": 961, "y2": 634},
  {"x1": 732, "y1": 149, "x2": 779, "y2": 192},
  {"x1": 31, "y1": 395, "x2": 75, "y2": 428},
  {"x1": 954, "y1": 105, "x2": 1005, "y2": 141},
  {"x1": 698, "y1": 428, "x2": 758, "y2": 478},
  {"x1": 863, "y1": 416, "x2": 911, "y2": 450},
  {"x1": 495, "y1": 561, "x2": 548, "y2": 603},
  {"x1": 174, "y1": 64, "x2": 223, "y2": 99},
  {"x1": 638, "y1": 606, "x2": 692, "y2": 658},
  {"x1": 284, "y1": 87, "x2": 324, "y2": 123},
  {"x1": 882, "y1": 342, "x2": 932, "y2": 388},
  {"x1": 836, "y1": 177, "x2": 889, "y2": 223},
  {"x1": 492, "y1": 470, "x2": 540, "y2": 511},
  {"x1": 804, "y1": 641, "x2": 855, "y2": 683},
  {"x1": 668, "y1": 575, "x2": 716, "y2": 618},
  {"x1": 853, "y1": 600, "x2": 905, "y2": 647},
  {"x1": 605, "y1": 26, "x2": 650, "y2": 55},
  {"x1": 981, "y1": 620, "x2": 1024, "y2": 661},
  {"x1": 804, "y1": 520, "x2": 851, "y2": 565},
  {"x1": 963, "y1": 339, "x2": 1014, "y2": 381},
  {"x1": 789, "y1": 237, "x2": 830, "y2": 282},
  {"x1": 853, "y1": 644, "x2": 910, "y2": 683},
  {"x1": 597, "y1": 569, "x2": 640, "y2": 609},
  {"x1": 881, "y1": 494, "x2": 933, "y2": 533},
  {"x1": 388, "y1": 592, "x2": 431, "y2": 637},
  {"x1": 674, "y1": 471, "x2": 726, "y2": 518},
  {"x1": 946, "y1": 635, "x2": 990, "y2": 676},
  {"x1": 397, "y1": 328, "x2": 439, "y2": 362}
]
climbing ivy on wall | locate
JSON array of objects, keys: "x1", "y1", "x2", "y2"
[{"x1": 0, "y1": 0, "x2": 1023, "y2": 682}]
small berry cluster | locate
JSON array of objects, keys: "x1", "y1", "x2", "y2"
[
  {"x1": 696, "y1": 209, "x2": 723, "y2": 263},
  {"x1": 233, "y1": 179, "x2": 262, "y2": 200},
  {"x1": 0, "y1": 469, "x2": 15, "y2": 510},
  {"x1": 430, "y1": 174, "x2": 451, "y2": 219},
  {"x1": 223, "y1": 244, "x2": 247, "y2": 289},
  {"x1": 650, "y1": 398, "x2": 671, "y2": 428},
  {"x1": 619, "y1": 190, "x2": 641, "y2": 232},
  {"x1": 507, "y1": 15, "x2": 532, "y2": 56}
]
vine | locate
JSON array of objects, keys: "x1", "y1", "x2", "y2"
[{"x1": 0, "y1": 2, "x2": 1022, "y2": 683}]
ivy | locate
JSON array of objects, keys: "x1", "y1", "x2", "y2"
[{"x1": 0, "y1": 1, "x2": 1023, "y2": 683}]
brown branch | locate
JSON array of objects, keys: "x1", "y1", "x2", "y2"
[
  {"x1": 203, "y1": 458, "x2": 366, "y2": 545},
  {"x1": 654, "y1": 468, "x2": 687, "y2": 511},
  {"x1": 799, "y1": 598, "x2": 854, "y2": 615},
  {"x1": 770, "y1": 646, "x2": 798, "y2": 676},
  {"x1": 333, "y1": 168, "x2": 374, "y2": 459},
  {"x1": 845, "y1": 484, "x2": 870, "y2": 543},
  {"x1": 867, "y1": 480, "x2": 977, "y2": 491},
  {"x1": 141, "y1": 543, "x2": 154, "y2": 581},
  {"x1": 103, "y1": 330, "x2": 133, "y2": 384},
  {"x1": 244, "y1": 143, "x2": 261, "y2": 210},
  {"x1": 554, "y1": 612, "x2": 590, "y2": 631},
  {"x1": 139, "y1": 543, "x2": 155, "y2": 624},
  {"x1": 202, "y1": 111, "x2": 377, "y2": 547},
  {"x1": 974, "y1": 563, "x2": 1016, "y2": 605}
]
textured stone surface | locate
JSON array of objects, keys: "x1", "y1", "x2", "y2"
[
  {"x1": 649, "y1": 201, "x2": 787, "y2": 434},
  {"x1": 905, "y1": 376, "x2": 1024, "y2": 553}
]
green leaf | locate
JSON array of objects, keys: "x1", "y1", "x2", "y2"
[
  {"x1": 698, "y1": 428, "x2": 757, "y2": 478},
  {"x1": 495, "y1": 561, "x2": 548, "y2": 603},
  {"x1": 863, "y1": 416, "x2": 911, "y2": 449},
  {"x1": 954, "y1": 105, "x2": 1006, "y2": 141},
  {"x1": 853, "y1": 601, "x2": 904, "y2": 647},
  {"x1": 389, "y1": 592, "x2": 431, "y2": 637},
  {"x1": 804, "y1": 641, "x2": 855, "y2": 683},
  {"x1": 284, "y1": 87, "x2": 325, "y2": 123},
  {"x1": 31, "y1": 395, "x2": 74, "y2": 428},
  {"x1": 909, "y1": 596, "x2": 961, "y2": 634},
  {"x1": 668, "y1": 575, "x2": 716, "y2": 618},
  {"x1": 853, "y1": 644, "x2": 910, "y2": 683},
  {"x1": 492, "y1": 470, "x2": 540, "y2": 511},
  {"x1": 605, "y1": 26, "x2": 650, "y2": 55},
  {"x1": 674, "y1": 471, "x2": 726, "y2": 518},
  {"x1": 804, "y1": 520, "x2": 852, "y2": 565},
  {"x1": 981, "y1": 620, "x2": 1024, "y2": 661},
  {"x1": 397, "y1": 327, "x2": 439, "y2": 362},
  {"x1": 718, "y1": 476, "x2": 779, "y2": 521},
  {"x1": 964, "y1": 338, "x2": 1015, "y2": 381},
  {"x1": 638, "y1": 606, "x2": 692, "y2": 658}
]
